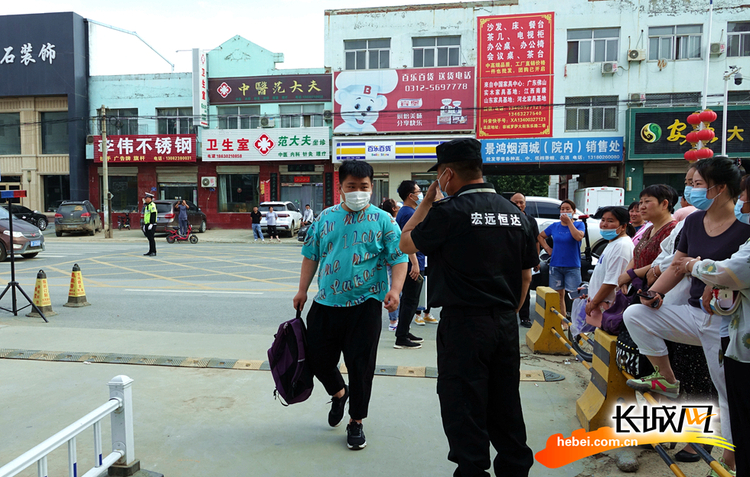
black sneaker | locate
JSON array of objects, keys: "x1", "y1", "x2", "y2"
[
  {"x1": 346, "y1": 421, "x2": 367, "y2": 450},
  {"x1": 407, "y1": 333, "x2": 423, "y2": 343},
  {"x1": 394, "y1": 339, "x2": 422, "y2": 349},
  {"x1": 328, "y1": 385, "x2": 349, "y2": 427},
  {"x1": 520, "y1": 318, "x2": 532, "y2": 328}
]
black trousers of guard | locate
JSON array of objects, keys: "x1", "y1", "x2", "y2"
[
  {"x1": 143, "y1": 225, "x2": 156, "y2": 254},
  {"x1": 723, "y1": 337, "x2": 750, "y2": 477},
  {"x1": 437, "y1": 306, "x2": 534, "y2": 477},
  {"x1": 306, "y1": 298, "x2": 381, "y2": 420},
  {"x1": 518, "y1": 287, "x2": 531, "y2": 322},
  {"x1": 395, "y1": 274, "x2": 423, "y2": 340}
]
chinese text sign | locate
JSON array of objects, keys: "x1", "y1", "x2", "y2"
[
  {"x1": 482, "y1": 137, "x2": 623, "y2": 163},
  {"x1": 93, "y1": 135, "x2": 196, "y2": 163}
]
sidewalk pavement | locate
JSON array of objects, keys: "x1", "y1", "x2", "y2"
[
  {"x1": 0, "y1": 323, "x2": 592, "y2": 477},
  {"x1": 46, "y1": 227, "x2": 297, "y2": 244}
]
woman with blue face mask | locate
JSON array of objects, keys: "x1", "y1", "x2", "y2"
[
  {"x1": 624, "y1": 156, "x2": 750, "y2": 474},
  {"x1": 583, "y1": 207, "x2": 634, "y2": 327},
  {"x1": 537, "y1": 199, "x2": 585, "y2": 317},
  {"x1": 734, "y1": 175, "x2": 750, "y2": 225}
]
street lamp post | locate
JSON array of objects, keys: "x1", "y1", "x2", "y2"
[{"x1": 722, "y1": 66, "x2": 742, "y2": 156}]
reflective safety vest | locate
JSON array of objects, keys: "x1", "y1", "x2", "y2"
[{"x1": 144, "y1": 202, "x2": 157, "y2": 224}]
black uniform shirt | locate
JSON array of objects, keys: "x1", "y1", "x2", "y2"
[{"x1": 410, "y1": 182, "x2": 539, "y2": 310}]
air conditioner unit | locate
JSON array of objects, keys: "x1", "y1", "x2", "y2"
[
  {"x1": 630, "y1": 92, "x2": 646, "y2": 104},
  {"x1": 260, "y1": 116, "x2": 275, "y2": 128},
  {"x1": 323, "y1": 110, "x2": 333, "y2": 121},
  {"x1": 601, "y1": 62, "x2": 618, "y2": 74},
  {"x1": 710, "y1": 42, "x2": 725, "y2": 56},
  {"x1": 201, "y1": 176, "x2": 217, "y2": 188},
  {"x1": 627, "y1": 49, "x2": 646, "y2": 62}
]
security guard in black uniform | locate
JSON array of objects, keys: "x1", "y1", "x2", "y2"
[
  {"x1": 400, "y1": 138, "x2": 538, "y2": 477},
  {"x1": 142, "y1": 192, "x2": 157, "y2": 256}
]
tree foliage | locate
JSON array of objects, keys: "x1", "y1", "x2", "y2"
[{"x1": 485, "y1": 174, "x2": 549, "y2": 197}]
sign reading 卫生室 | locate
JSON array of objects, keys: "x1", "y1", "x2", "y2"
[
  {"x1": 628, "y1": 106, "x2": 750, "y2": 159},
  {"x1": 202, "y1": 128, "x2": 329, "y2": 162},
  {"x1": 481, "y1": 137, "x2": 623, "y2": 163}
]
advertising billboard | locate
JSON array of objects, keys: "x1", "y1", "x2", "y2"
[
  {"x1": 93, "y1": 135, "x2": 197, "y2": 163},
  {"x1": 333, "y1": 67, "x2": 475, "y2": 134},
  {"x1": 477, "y1": 12, "x2": 555, "y2": 139},
  {"x1": 481, "y1": 137, "x2": 623, "y2": 164},
  {"x1": 202, "y1": 128, "x2": 329, "y2": 162},
  {"x1": 208, "y1": 74, "x2": 331, "y2": 104}
]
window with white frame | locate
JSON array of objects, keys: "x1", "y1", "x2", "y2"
[
  {"x1": 728, "y1": 22, "x2": 750, "y2": 57},
  {"x1": 648, "y1": 25, "x2": 702, "y2": 61},
  {"x1": 157, "y1": 107, "x2": 194, "y2": 135},
  {"x1": 344, "y1": 39, "x2": 390, "y2": 70},
  {"x1": 644, "y1": 92, "x2": 701, "y2": 107},
  {"x1": 279, "y1": 104, "x2": 324, "y2": 128},
  {"x1": 565, "y1": 96, "x2": 618, "y2": 131},
  {"x1": 413, "y1": 36, "x2": 461, "y2": 67},
  {"x1": 566, "y1": 28, "x2": 619, "y2": 63},
  {"x1": 217, "y1": 105, "x2": 261, "y2": 129},
  {"x1": 728, "y1": 91, "x2": 750, "y2": 104},
  {"x1": 99, "y1": 108, "x2": 138, "y2": 135}
]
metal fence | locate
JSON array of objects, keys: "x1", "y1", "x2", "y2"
[{"x1": 0, "y1": 375, "x2": 135, "y2": 477}]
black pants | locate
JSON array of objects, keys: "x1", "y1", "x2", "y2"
[
  {"x1": 518, "y1": 287, "x2": 531, "y2": 321},
  {"x1": 396, "y1": 274, "x2": 423, "y2": 340},
  {"x1": 306, "y1": 298, "x2": 381, "y2": 420},
  {"x1": 723, "y1": 337, "x2": 749, "y2": 477},
  {"x1": 437, "y1": 306, "x2": 533, "y2": 477},
  {"x1": 143, "y1": 225, "x2": 156, "y2": 254}
]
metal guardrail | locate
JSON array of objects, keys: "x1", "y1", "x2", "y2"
[{"x1": 0, "y1": 375, "x2": 136, "y2": 477}]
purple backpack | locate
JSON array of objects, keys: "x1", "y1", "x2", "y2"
[{"x1": 268, "y1": 310, "x2": 314, "y2": 405}]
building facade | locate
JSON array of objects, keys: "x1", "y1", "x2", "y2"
[{"x1": 324, "y1": 1, "x2": 750, "y2": 203}]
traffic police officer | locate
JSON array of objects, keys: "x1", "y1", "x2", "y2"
[
  {"x1": 142, "y1": 192, "x2": 157, "y2": 256},
  {"x1": 400, "y1": 138, "x2": 538, "y2": 477}
]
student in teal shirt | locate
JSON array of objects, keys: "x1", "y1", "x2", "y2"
[{"x1": 293, "y1": 160, "x2": 407, "y2": 451}]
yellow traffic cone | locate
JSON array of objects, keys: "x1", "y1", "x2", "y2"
[
  {"x1": 26, "y1": 269, "x2": 57, "y2": 317},
  {"x1": 64, "y1": 263, "x2": 90, "y2": 307}
]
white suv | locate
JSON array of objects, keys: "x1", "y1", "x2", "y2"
[{"x1": 259, "y1": 201, "x2": 303, "y2": 237}]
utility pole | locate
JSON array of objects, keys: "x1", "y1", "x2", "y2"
[
  {"x1": 100, "y1": 105, "x2": 112, "y2": 238},
  {"x1": 722, "y1": 66, "x2": 742, "y2": 156}
]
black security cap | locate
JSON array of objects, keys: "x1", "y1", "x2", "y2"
[{"x1": 429, "y1": 138, "x2": 482, "y2": 172}]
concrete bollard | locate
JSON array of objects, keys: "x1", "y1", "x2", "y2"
[{"x1": 525, "y1": 286, "x2": 569, "y2": 355}]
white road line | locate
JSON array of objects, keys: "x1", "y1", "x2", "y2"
[{"x1": 125, "y1": 289, "x2": 263, "y2": 295}]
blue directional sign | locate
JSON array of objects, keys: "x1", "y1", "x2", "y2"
[{"x1": 481, "y1": 137, "x2": 624, "y2": 164}]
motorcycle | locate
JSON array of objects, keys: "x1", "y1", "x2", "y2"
[{"x1": 117, "y1": 212, "x2": 131, "y2": 230}]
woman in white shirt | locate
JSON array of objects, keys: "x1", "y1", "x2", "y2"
[{"x1": 585, "y1": 206, "x2": 634, "y2": 326}]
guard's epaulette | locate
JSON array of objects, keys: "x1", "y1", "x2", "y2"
[{"x1": 432, "y1": 196, "x2": 452, "y2": 206}]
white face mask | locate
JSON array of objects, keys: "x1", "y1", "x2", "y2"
[{"x1": 342, "y1": 190, "x2": 371, "y2": 211}]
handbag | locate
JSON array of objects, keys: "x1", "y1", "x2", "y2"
[
  {"x1": 267, "y1": 309, "x2": 314, "y2": 406},
  {"x1": 616, "y1": 327, "x2": 654, "y2": 378},
  {"x1": 600, "y1": 290, "x2": 630, "y2": 335}
]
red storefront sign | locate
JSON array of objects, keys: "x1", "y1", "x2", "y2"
[
  {"x1": 293, "y1": 176, "x2": 311, "y2": 183},
  {"x1": 208, "y1": 74, "x2": 332, "y2": 104},
  {"x1": 93, "y1": 135, "x2": 196, "y2": 163},
  {"x1": 333, "y1": 67, "x2": 475, "y2": 134},
  {"x1": 477, "y1": 13, "x2": 555, "y2": 139}
]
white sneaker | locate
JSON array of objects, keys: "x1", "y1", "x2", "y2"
[{"x1": 414, "y1": 315, "x2": 425, "y2": 326}]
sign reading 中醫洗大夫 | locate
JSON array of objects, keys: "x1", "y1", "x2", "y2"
[
  {"x1": 481, "y1": 137, "x2": 623, "y2": 163},
  {"x1": 202, "y1": 128, "x2": 329, "y2": 162},
  {"x1": 333, "y1": 67, "x2": 475, "y2": 134},
  {"x1": 93, "y1": 135, "x2": 197, "y2": 163},
  {"x1": 476, "y1": 12, "x2": 555, "y2": 140},
  {"x1": 208, "y1": 74, "x2": 332, "y2": 104},
  {"x1": 628, "y1": 106, "x2": 750, "y2": 159}
]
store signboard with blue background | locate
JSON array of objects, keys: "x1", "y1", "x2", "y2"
[
  {"x1": 481, "y1": 137, "x2": 623, "y2": 163},
  {"x1": 628, "y1": 106, "x2": 750, "y2": 159}
]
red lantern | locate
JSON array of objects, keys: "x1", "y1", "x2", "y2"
[
  {"x1": 686, "y1": 131, "x2": 699, "y2": 144},
  {"x1": 687, "y1": 113, "x2": 702, "y2": 126},
  {"x1": 699, "y1": 109, "x2": 718, "y2": 124},
  {"x1": 684, "y1": 149, "x2": 698, "y2": 161},
  {"x1": 696, "y1": 148, "x2": 714, "y2": 160},
  {"x1": 697, "y1": 128, "x2": 715, "y2": 143}
]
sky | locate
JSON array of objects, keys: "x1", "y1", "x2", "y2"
[{"x1": 6, "y1": 0, "x2": 465, "y2": 75}]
